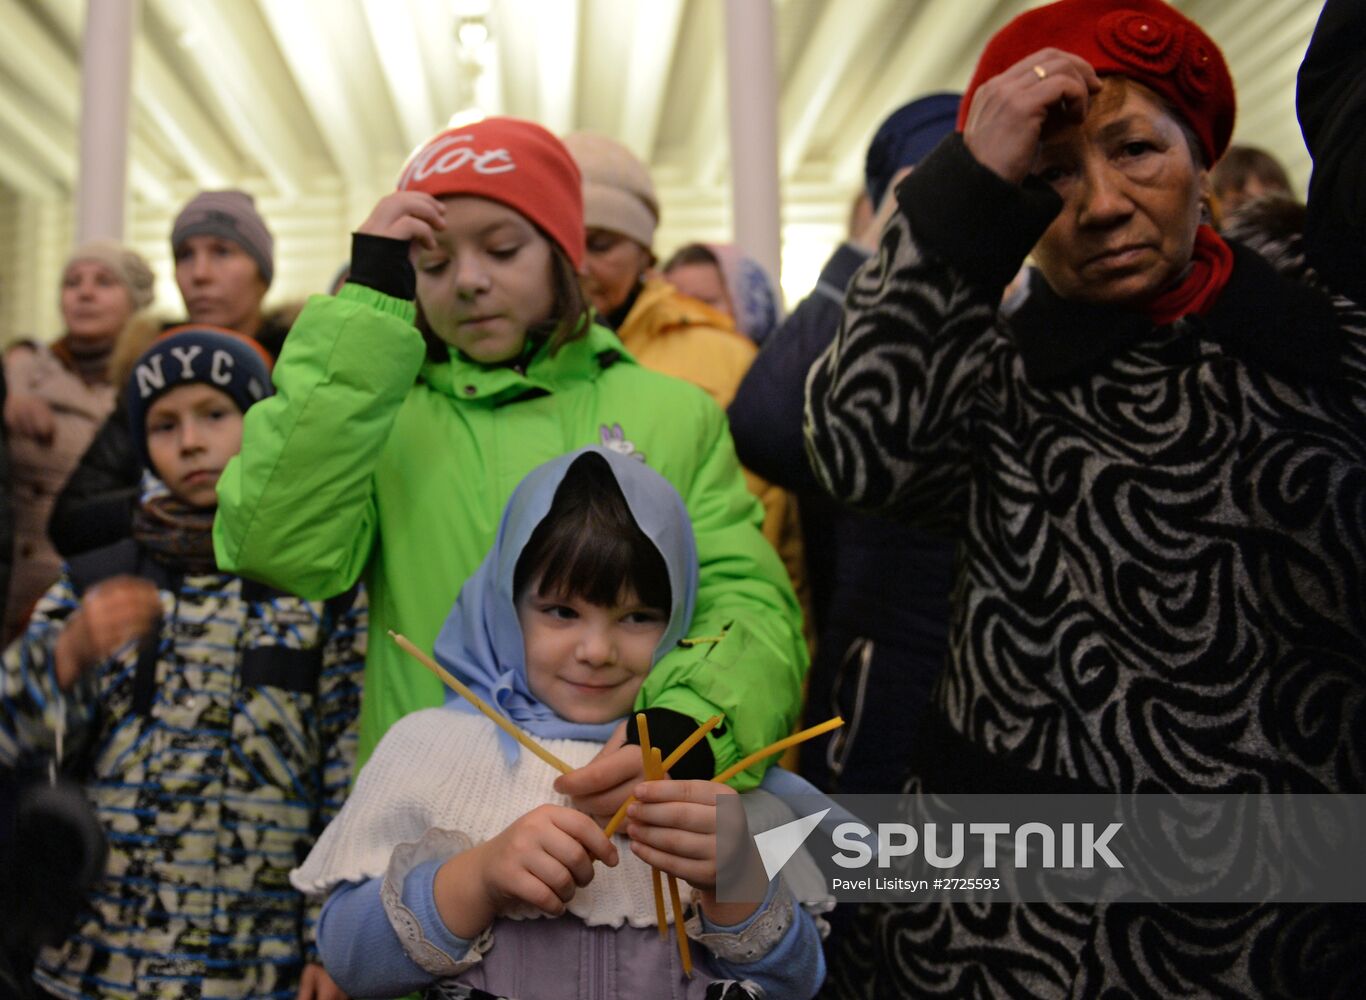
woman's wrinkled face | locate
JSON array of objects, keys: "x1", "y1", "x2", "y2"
[
  {"x1": 1030, "y1": 77, "x2": 1207, "y2": 308},
  {"x1": 61, "y1": 261, "x2": 134, "y2": 343},
  {"x1": 577, "y1": 229, "x2": 652, "y2": 316},
  {"x1": 414, "y1": 196, "x2": 557, "y2": 364}
]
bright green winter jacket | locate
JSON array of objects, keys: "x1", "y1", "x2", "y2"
[{"x1": 213, "y1": 284, "x2": 807, "y2": 786}]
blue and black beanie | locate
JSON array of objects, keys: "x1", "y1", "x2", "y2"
[
  {"x1": 126, "y1": 325, "x2": 273, "y2": 470},
  {"x1": 864, "y1": 92, "x2": 962, "y2": 208}
]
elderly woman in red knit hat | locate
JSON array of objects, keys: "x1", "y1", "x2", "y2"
[{"x1": 806, "y1": 0, "x2": 1366, "y2": 995}]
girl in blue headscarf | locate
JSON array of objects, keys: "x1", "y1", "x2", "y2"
[{"x1": 291, "y1": 448, "x2": 825, "y2": 1000}]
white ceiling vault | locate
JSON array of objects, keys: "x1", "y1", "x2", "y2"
[{"x1": 0, "y1": 0, "x2": 1326, "y2": 341}]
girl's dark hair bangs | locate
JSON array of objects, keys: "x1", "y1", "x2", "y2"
[{"x1": 514, "y1": 454, "x2": 671, "y2": 613}]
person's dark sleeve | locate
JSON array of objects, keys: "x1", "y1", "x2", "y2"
[
  {"x1": 803, "y1": 133, "x2": 1059, "y2": 527},
  {"x1": 728, "y1": 243, "x2": 870, "y2": 493},
  {"x1": 623, "y1": 707, "x2": 714, "y2": 780},
  {"x1": 49, "y1": 404, "x2": 140, "y2": 559},
  {"x1": 1297, "y1": 0, "x2": 1366, "y2": 305}
]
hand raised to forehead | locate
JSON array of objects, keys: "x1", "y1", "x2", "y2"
[
  {"x1": 963, "y1": 48, "x2": 1102, "y2": 185},
  {"x1": 356, "y1": 191, "x2": 446, "y2": 252}
]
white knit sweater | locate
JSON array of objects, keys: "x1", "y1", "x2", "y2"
[{"x1": 292, "y1": 706, "x2": 669, "y2": 929}]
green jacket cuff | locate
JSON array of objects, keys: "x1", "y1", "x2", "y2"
[{"x1": 336, "y1": 281, "x2": 418, "y2": 325}]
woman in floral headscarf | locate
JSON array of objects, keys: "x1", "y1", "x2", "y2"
[{"x1": 663, "y1": 243, "x2": 784, "y2": 346}]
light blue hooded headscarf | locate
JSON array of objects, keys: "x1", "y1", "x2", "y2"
[{"x1": 433, "y1": 447, "x2": 699, "y2": 762}]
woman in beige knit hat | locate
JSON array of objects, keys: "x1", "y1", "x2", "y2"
[
  {"x1": 562, "y1": 131, "x2": 808, "y2": 635},
  {"x1": 2, "y1": 241, "x2": 154, "y2": 640},
  {"x1": 561, "y1": 131, "x2": 760, "y2": 407}
]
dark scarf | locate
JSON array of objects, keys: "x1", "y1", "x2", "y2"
[
  {"x1": 132, "y1": 494, "x2": 218, "y2": 575},
  {"x1": 50, "y1": 334, "x2": 113, "y2": 385}
]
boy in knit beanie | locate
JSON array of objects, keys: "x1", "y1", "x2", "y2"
[{"x1": 0, "y1": 325, "x2": 364, "y2": 1000}]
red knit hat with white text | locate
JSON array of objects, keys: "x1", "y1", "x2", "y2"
[{"x1": 396, "y1": 117, "x2": 585, "y2": 268}]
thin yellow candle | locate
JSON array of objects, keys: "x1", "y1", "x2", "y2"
[
  {"x1": 389, "y1": 631, "x2": 574, "y2": 775},
  {"x1": 712, "y1": 717, "x2": 845, "y2": 785},
  {"x1": 635, "y1": 722, "x2": 694, "y2": 974},
  {"x1": 603, "y1": 714, "x2": 722, "y2": 837},
  {"x1": 637, "y1": 712, "x2": 657, "y2": 774},
  {"x1": 650, "y1": 867, "x2": 668, "y2": 940},
  {"x1": 659, "y1": 750, "x2": 693, "y2": 978},
  {"x1": 636, "y1": 714, "x2": 669, "y2": 941},
  {"x1": 667, "y1": 875, "x2": 692, "y2": 975}
]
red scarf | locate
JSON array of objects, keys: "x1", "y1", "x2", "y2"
[{"x1": 1144, "y1": 225, "x2": 1235, "y2": 327}]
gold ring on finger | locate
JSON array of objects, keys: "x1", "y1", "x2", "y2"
[{"x1": 1033, "y1": 64, "x2": 1048, "y2": 80}]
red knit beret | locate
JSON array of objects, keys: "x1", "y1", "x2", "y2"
[
  {"x1": 958, "y1": 0, "x2": 1235, "y2": 166},
  {"x1": 396, "y1": 117, "x2": 585, "y2": 268}
]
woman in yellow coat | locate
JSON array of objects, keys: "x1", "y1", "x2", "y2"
[{"x1": 563, "y1": 131, "x2": 805, "y2": 620}]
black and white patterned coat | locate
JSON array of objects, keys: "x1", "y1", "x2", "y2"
[{"x1": 803, "y1": 134, "x2": 1366, "y2": 998}]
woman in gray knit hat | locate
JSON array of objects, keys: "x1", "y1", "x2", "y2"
[
  {"x1": 48, "y1": 190, "x2": 298, "y2": 563},
  {"x1": 170, "y1": 189, "x2": 283, "y2": 354}
]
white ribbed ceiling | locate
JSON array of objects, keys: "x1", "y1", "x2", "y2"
[
  {"x1": 0, "y1": 0, "x2": 1324, "y2": 201},
  {"x1": 0, "y1": 0, "x2": 1325, "y2": 326}
]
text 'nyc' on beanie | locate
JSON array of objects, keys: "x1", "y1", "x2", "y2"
[
  {"x1": 171, "y1": 190, "x2": 276, "y2": 286},
  {"x1": 126, "y1": 325, "x2": 274, "y2": 470},
  {"x1": 397, "y1": 117, "x2": 585, "y2": 268}
]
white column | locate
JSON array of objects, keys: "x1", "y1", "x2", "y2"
[
  {"x1": 722, "y1": 0, "x2": 782, "y2": 285},
  {"x1": 76, "y1": 0, "x2": 139, "y2": 243}
]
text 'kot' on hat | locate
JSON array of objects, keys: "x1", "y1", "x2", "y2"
[{"x1": 397, "y1": 117, "x2": 585, "y2": 268}]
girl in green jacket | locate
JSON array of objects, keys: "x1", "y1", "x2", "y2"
[{"x1": 213, "y1": 117, "x2": 807, "y2": 810}]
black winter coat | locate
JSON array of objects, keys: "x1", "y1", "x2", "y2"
[
  {"x1": 1297, "y1": 0, "x2": 1366, "y2": 305},
  {"x1": 728, "y1": 243, "x2": 954, "y2": 793}
]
